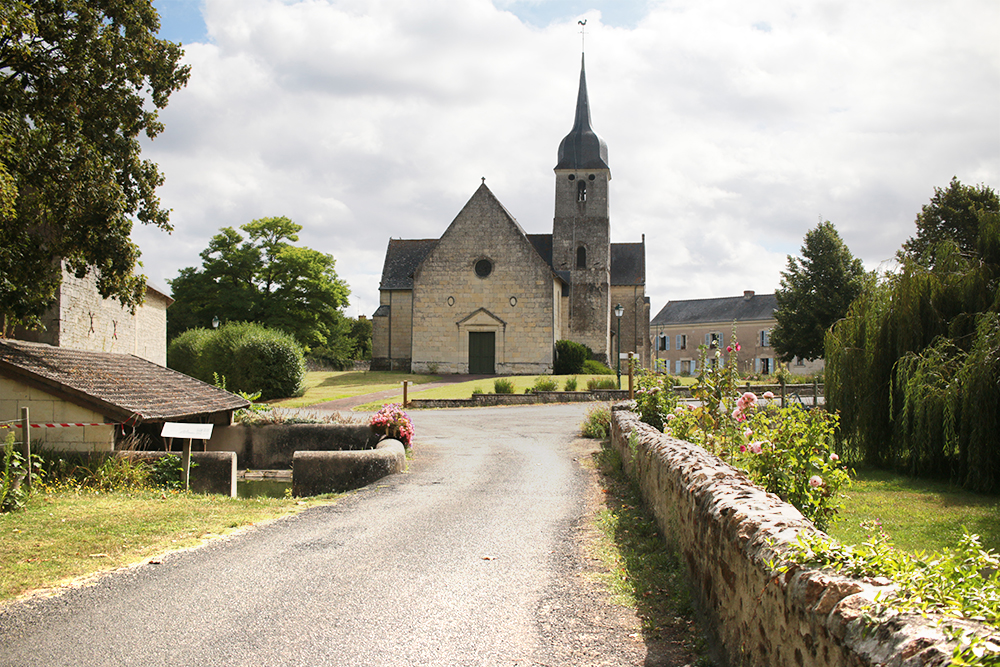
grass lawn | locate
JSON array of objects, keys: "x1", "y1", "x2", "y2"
[
  {"x1": 828, "y1": 466, "x2": 1000, "y2": 554},
  {"x1": 352, "y1": 374, "x2": 626, "y2": 410},
  {"x1": 270, "y1": 371, "x2": 440, "y2": 408},
  {"x1": 0, "y1": 489, "x2": 339, "y2": 602}
]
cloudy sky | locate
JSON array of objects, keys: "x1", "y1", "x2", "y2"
[{"x1": 141, "y1": 0, "x2": 1000, "y2": 319}]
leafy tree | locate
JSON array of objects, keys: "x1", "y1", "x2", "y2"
[
  {"x1": 770, "y1": 221, "x2": 866, "y2": 362},
  {"x1": 168, "y1": 217, "x2": 351, "y2": 351},
  {"x1": 900, "y1": 177, "x2": 999, "y2": 267},
  {"x1": 0, "y1": 0, "x2": 190, "y2": 333}
]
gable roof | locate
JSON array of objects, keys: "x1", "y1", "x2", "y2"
[
  {"x1": 611, "y1": 242, "x2": 645, "y2": 286},
  {"x1": 651, "y1": 293, "x2": 777, "y2": 326},
  {"x1": 379, "y1": 239, "x2": 438, "y2": 290},
  {"x1": 0, "y1": 340, "x2": 249, "y2": 423}
]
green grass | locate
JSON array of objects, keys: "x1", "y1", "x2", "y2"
[
  {"x1": 271, "y1": 371, "x2": 440, "y2": 408},
  {"x1": 828, "y1": 466, "x2": 1000, "y2": 553},
  {"x1": 0, "y1": 489, "x2": 339, "y2": 601}
]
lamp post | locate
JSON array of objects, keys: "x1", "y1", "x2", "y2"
[
  {"x1": 211, "y1": 316, "x2": 220, "y2": 329},
  {"x1": 614, "y1": 303, "x2": 624, "y2": 389}
]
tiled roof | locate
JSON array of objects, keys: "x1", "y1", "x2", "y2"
[
  {"x1": 526, "y1": 234, "x2": 553, "y2": 267},
  {"x1": 651, "y1": 293, "x2": 777, "y2": 326},
  {"x1": 378, "y1": 239, "x2": 438, "y2": 290},
  {"x1": 0, "y1": 340, "x2": 249, "y2": 423},
  {"x1": 611, "y1": 243, "x2": 645, "y2": 286}
]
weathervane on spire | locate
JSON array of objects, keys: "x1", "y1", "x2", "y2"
[{"x1": 578, "y1": 19, "x2": 587, "y2": 52}]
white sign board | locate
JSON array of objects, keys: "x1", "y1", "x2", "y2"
[
  {"x1": 620, "y1": 353, "x2": 630, "y2": 360},
  {"x1": 161, "y1": 422, "x2": 214, "y2": 440}
]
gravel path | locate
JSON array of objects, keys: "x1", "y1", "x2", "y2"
[{"x1": 0, "y1": 404, "x2": 692, "y2": 666}]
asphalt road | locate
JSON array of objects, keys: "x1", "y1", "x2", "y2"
[{"x1": 0, "y1": 404, "x2": 670, "y2": 667}]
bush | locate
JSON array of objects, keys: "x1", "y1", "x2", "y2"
[
  {"x1": 581, "y1": 404, "x2": 612, "y2": 439},
  {"x1": 167, "y1": 327, "x2": 213, "y2": 379},
  {"x1": 554, "y1": 340, "x2": 591, "y2": 375},
  {"x1": 587, "y1": 377, "x2": 618, "y2": 391},
  {"x1": 201, "y1": 322, "x2": 306, "y2": 400},
  {"x1": 494, "y1": 378, "x2": 515, "y2": 394},
  {"x1": 532, "y1": 376, "x2": 558, "y2": 392},
  {"x1": 1, "y1": 433, "x2": 28, "y2": 513},
  {"x1": 582, "y1": 359, "x2": 614, "y2": 375},
  {"x1": 564, "y1": 376, "x2": 578, "y2": 391},
  {"x1": 633, "y1": 369, "x2": 679, "y2": 431}
]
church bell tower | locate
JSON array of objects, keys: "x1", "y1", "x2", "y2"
[{"x1": 552, "y1": 53, "x2": 612, "y2": 363}]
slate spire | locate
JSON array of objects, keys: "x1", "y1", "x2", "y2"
[{"x1": 556, "y1": 53, "x2": 610, "y2": 171}]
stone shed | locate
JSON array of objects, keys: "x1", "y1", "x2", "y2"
[{"x1": 0, "y1": 339, "x2": 248, "y2": 451}]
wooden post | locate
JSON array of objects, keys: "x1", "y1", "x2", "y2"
[
  {"x1": 780, "y1": 376, "x2": 786, "y2": 408},
  {"x1": 813, "y1": 377, "x2": 819, "y2": 407},
  {"x1": 628, "y1": 353, "x2": 635, "y2": 400},
  {"x1": 182, "y1": 438, "x2": 191, "y2": 491},
  {"x1": 20, "y1": 407, "x2": 30, "y2": 491},
  {"x1": 402, "y1": 381, "x2": 409, "y2": 407}
]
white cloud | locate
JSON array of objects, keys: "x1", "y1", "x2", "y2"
[{"x1": 136, "y1": 0, "x2": 1000, "y2": 316}]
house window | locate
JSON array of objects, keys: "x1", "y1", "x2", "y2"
[
  {"x1": 706, "y1": 331, "x2": 723, "y2": 349},
  {"x1": 759, "y1": 358, "x2": 771, "y2": 375},
  {"x1": 676, "y1": 334, "x2": 687, "y2": 350},
  {"x1": 657, "y1": 334, "x2": 669, "y2": 351},
  {"x1": 795, "y1": 357, "x2": 805, "y2": 367},
  {"x1": 576, "y1": 246, "x2": 587, "y2": 269},
  {"x1": 760, "y1": 329, "x2": 771, "y2": 347}
]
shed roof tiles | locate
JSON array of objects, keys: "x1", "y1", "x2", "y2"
[{"x1": 0, "y1": 340, "x2": 249, "y2": 423}]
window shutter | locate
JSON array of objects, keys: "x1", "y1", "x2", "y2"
[{"x1": 664, "y1": 335, "x2": 670, "y2": 351}]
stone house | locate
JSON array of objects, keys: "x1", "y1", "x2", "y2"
[
  {"x1": 12, "y1": 260, "x2": 172, "y2": 366},
  {"x1": 372, "y1": 55, "x2": 649, "y2": 374},
  {"x1": 650, "y1": 291, "x2": 824, "y2": 377}
]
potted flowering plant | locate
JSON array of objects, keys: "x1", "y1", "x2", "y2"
[{"x1": 369, "y1": 404, "x2": 415, "y2": 448}]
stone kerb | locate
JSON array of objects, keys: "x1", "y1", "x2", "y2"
[
  {"x1": 292, "y1": 440, "x2": 407, "y2": 496},
  {"x1": 610, "y1": 406, "x2": 993, "y2": 666}
]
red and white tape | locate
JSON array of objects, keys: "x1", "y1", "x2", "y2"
[{"x1": 0, "y1": 422, "x2": 116, "y2": 429}]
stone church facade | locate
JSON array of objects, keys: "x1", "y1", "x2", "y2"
[{"x1": 372, "y1": 56, "x2": 649, "y2": 374}]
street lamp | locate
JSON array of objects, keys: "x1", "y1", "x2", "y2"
[
  {"x1": 211, "y1": 316, "x2": 220, "y2": 329},
  {"x1": 614, "y1": 303, "x2": 624, "y2": 389}
]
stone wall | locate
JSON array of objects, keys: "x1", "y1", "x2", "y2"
[
  {"x1": 610, "y1": 406, "x2": 994, "y2": 666},
  {"x1": 206, "y1": 423, "x2": 379, "y2": 469},
  {"x1": 0, "y1": 376, "x2": 114, "y2": 451}
]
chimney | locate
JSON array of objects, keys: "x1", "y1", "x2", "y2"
[{"x1": 743, "y1": 290, "x2": 755, "y2": 300}]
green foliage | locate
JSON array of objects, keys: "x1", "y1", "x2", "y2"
[
  {"x1": 581, "y1": 404, "x2": 612, "y2": 439},
  {"x1": 901, "y1": 177, "x2": 1000, "y2": 268},
  {"x1": 826, "y1": 183, "x2": 999, "y2": 493},
  {"x1": 148, "y1": 455, "x2": 187, "y2": 490},
  {"x1": 583, "y1": 359, "x2": 614, "y2": 375},
  {"x1": 564, "y1": 376, "x2": 578, "y2": 391},
  {"x1": 0, "y1": 0, "x2": 189, "y2": 331},
  {"x1": 167, "y1": 217, "x2": 351, "y2": 351},
  {"x1": 554, "y1": 339, "x2": 591, "y2": 375},
  {"x1": 532, "y1": 376, "x2": 559, "y2": 392},
  {"x1": 166, "y1": 327, "x2": 213, "y2": 379},
  {"x1": 771, "y1": 221, "x2": 866, "y2": 362},
  {"x1": 587, "y1": 377, "x2": 618, "y2": 391},
  {"x1": 633, "y1": 369, "x2": 679, "y2": 432},
  {"x1": 36, "y1": 452, "x2": 149, "y2": 493},
  {"x1": 1, "y1": 432, "x2": 27, "y2": 513},
  {"x1": 493, "y1": 377, "x2": 515, "y2": 394},
  {"x1": 784, "y1": 529, "x2": 1000, "y2": 634}
]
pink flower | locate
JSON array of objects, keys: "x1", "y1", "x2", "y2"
[
  {"x1": 743, "y1": 428, "x2": 753, "y2": 438},
  {"x1": 726, "y1": 345, "x2": 733, "y2": 353},
  {"x1": 665, "y1": 413, "x2": 675, "y2": 421},
  {"x1": 739, "y1": 444, "x2": 747, "y2": 453},
  {"x1": 809, "y1": 475, "x2": 823, "y2": 488},
  {"x1": 750, "y1": 441, "x2": 763, "y2": 454},
  {"x1": 735, "y1": 343, "x2": 741, "y2": 352},
  {"x1": 763, "y1": 391, "x2": 774, "y2": 400},
  {"x1": 830, "y1": 453, "x2": 840, "y2": 462}
]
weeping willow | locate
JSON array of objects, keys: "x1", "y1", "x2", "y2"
[{"x1": 826, "y1": 210, "x2": 1000, "y2": 492}]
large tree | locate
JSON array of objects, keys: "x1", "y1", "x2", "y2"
[
  {"x1": 770, "y1": 221, "x2": 866, "y2": 362},
  {"x1": 900, "y1": 177, "x2": 999, "y2": 267},
  {"x1": 0, "y1": 0, "x2": 190, "y2": 333},
  {"x1": 168, "y1": 217, "x2": 351, "y2": 351}
]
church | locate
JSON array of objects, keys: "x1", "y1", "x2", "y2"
[{"x1": 372, "y1": 55, "x2": 649, "y2": 375}]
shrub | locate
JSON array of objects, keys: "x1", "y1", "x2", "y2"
[
  {"x1": 471, "y1": 387, "x2": 484, "y2": 395},
  {"x1": 633, "y1": 369, "x2": 679, "y2": 431},
  {"x1": 202, "y1": 322, "x2": 305, "y2": 399},
  {"x1": 369, "y1": 404, "x2": 414, "y2": 447},
  {"x1": 582, "y1": 359, "x2": 614, "y2": 375},
  {"x1": 1, "y1": 433, "x2": 28, "y2": 513},
  {"x1": 587, "y1": 377, "x2": 618, "y2": 391},
  {"x1": 564, "y1": 376, "x2": 578, "y2": 391},
  {"x1": 532, "y1": 376, "x2": 558, "y2": 392},
  {"x1": 581, "y1": 404, "x2": 612, "y2": 439},
  {"x1": 167, "y1": 327, "x2": 213, "y2": 379},
  {"x1": 494, "y1": 377, "x2": 515, "y2": 394},
  {"x1": 554, "y1": 340, "x2": 591, "y2": 375}
]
